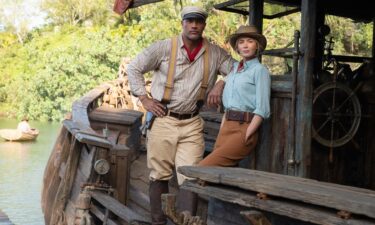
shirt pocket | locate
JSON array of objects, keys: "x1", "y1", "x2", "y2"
[{"x1": 239, "y1": 74, "x2": 255, "y2": 90}]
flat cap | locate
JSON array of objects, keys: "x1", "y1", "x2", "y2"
[{"x1": 181, "y1": 6, "x2": 208, "y2": 21}]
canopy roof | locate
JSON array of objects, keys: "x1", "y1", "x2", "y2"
[{"x1": 214, "y1": 0, "x2": 374, "y2": 23}]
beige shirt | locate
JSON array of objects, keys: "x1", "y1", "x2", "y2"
[{"x1": 127, "y1": 34, "x2": 234, "y2": 113}]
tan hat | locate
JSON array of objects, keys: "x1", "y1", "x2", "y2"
[
  {"x1": 228, "y1": 25, "x2": 267, "y2": 52},
  {"x1": 181, "y1": 6, "x2": 208, "y2": 21}
]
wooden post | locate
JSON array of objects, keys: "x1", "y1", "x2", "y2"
[
  {"x1": 295, "y1": 0, "x2": 317, "y2": 177},
  {"x1": 249, "y1": 0, "x2": 264, "y2": 31},
  {"x1": 372, "y1": 19, "x2": 375, "y2": 59}
]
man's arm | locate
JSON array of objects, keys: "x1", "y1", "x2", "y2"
[
  {"x1": 207, "y1": 80, "x2": 225, "y2": 107},
  {"x1": 127, "y1": 40, "x2": 168, "y2": 117}
]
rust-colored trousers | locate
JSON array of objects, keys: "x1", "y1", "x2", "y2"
[{"x1": 199, "y1": 119, "x2": 258, "y2": 166}]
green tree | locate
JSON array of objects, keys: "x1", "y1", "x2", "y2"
[{"x1": 41, "y1": 0, "x2": 113, "y2": 26}]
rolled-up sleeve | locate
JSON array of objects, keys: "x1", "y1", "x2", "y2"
[
  {"x1": 127, "y1": 41, "x2": 166, "y2": 96},
  {"x1": 253, "y1": 66, "x2": 271, "y2": 119}
]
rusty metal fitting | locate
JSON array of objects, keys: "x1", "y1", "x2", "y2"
[
  {"x1": 337, "y1": 210, "x2": 351, "y2": 219},
  {"x1": 256, "y1": 192, "x2": 269, "y2": 200}
]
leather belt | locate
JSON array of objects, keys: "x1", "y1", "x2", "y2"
[
  {"x1": 167, "y1": 110, "x2": 199, "y2": 120},
  {"x1": 226, "y1": 110, "x2": 254, "y2": 123}
]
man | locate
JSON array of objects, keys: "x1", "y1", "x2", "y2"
[
  {"x1": 127, "y1": 6, "x2": 234, "y2": 225},
  {"x1": 17, "y1": 117, "x2": 32, "y2": 133}
]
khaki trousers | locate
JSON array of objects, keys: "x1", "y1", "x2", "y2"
[
  {"x1": 199, "y1": 119, "x2": 258, "y2": 167},
  {"x1": 147, "y1": 115, "x2": 205, "y2": 185}
]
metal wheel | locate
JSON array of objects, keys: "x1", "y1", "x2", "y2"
[{"x1": 312, "y1": 82, "x2": 361, "y2": 148}]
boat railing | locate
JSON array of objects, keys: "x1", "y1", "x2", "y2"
[{"x1": 166, "y1": 166, "x2": 375, "y2": 225}]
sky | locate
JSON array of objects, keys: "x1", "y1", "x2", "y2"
[{"x1": 0, "y1": 0, "x2": 47, "y2": 31}]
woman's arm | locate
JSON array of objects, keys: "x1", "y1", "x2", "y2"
[{"x1": 245, "y1": 114, "x2": 263, "y2": 140}]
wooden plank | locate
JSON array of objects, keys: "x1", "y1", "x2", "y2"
[
  {"x1": 91, "y1": 191, "x2": 150, "y2": 223},
  {"x1": 178, "y1": 166, "x2": 375, "y2": 219},
  {"x1": 183, "y1": 181, "x2": 375, "y2": 225},
  {"x1": 295, "y1": 0, "x2": 316, "y2": 177},
  {"x1": 271, "y1": 77, "x2": 292, "y2": 93},
  {"x1": 63, "y1": 120, "x2": 113, "y2": 148},
  {"x1": 41, "y1": 126, "x2": 70, "y2": 224},
  {"x1": 90, "y1": 204, "x2": 118, "y2": 225},
  {"x1": 89, "y1": 106, "x2": 143, "y2": 126},
  {"x1": 50, "y1": 139, "x2": 83, "y2": 225},
  {"x1": 113, "y1": 151, "x2": 130, "y2": 205}
]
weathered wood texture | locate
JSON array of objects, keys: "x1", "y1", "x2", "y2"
[
  {"x1": 49, "y1": 138, "x2": 83, "y2": 225},
  {"x1": 91, "y1": 191, "x2": 150, "y2": 223},
  {"x1": 253, "y1": 96, "x2": 291, "y2": 173},
  {"x1": 201, "y1": 75, "x2": 294, "y2": 174},
  {"x1": 241, "y1": 211, "x2": 272, "y2": 225},
  {"x1": 295, "y1": 0, "x2": 317, "y2": 177},
  {"x1": 89, "y1": 106, "x2": 143, "y2": 150},
  {"x1": 41, "y1": 126, "x2": 70, "y2": 225},
  {"x1": 89, "y1": 106, "x2": 143, "y2": 126},
  {"x1": 186, "y1": 182, "x2": 374, "y2": 225},
  {"x1": 64, "y1": 144, "x2": 96, "y2": 225},
  {"x1": 90, "y1": 204, "x2": 118, "y2": 225},
  {"x1": 179, "y1": 166, "x2": 375, "y2": 220},
  {"x1": 63, "y1": 119, "x2": 112, "y2": 148}
]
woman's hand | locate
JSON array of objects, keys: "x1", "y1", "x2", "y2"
[
  {"x1": 245, "y1": 115, "x2": 263, "y2": 141},
  {"x1": 139, "y1": 95, "x2": 166, "y2": 117}
]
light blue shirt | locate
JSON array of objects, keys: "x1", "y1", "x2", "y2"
[{"x1": 222, "y1": 58, "x2": 271, "y2": 119}]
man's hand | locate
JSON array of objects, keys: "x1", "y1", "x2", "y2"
[
  {"x1": 207, "y1": 80, "x2": 225, "y2": 107},
  {"x1": 139, "y1": 95, "x2": 166, "y2": 117}
]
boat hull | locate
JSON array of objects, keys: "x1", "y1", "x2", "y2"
[{"x1": 0, "y1": 129, "x2": 39, "y2": 141}]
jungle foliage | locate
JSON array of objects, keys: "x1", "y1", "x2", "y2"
[{"x1": 0, "y1": 0, "x2": 373, "y2": 121}]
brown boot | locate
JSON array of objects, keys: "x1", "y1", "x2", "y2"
[
  {"x1": 149, "y1": 180, "x2": 169, "y2": 225},
  {"x1": 176, "y1": 188, "x2": 198, "y2": 216}
]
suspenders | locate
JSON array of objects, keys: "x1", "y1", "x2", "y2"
[{"x1": 161, "y1": 36, "x2": 210, "y2": 106}]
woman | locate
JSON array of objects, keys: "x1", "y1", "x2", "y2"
[{"x1": 199, "y1": 25, "x2": 271, "y2": 166}]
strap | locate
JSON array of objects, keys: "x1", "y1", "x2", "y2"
[
  {"x1": 162, "y1": 36, "x2": 178, "y2": 103},
  {"x1": 162, "y1": 37, "x2": 210, "y2": 105},
  {"x1": 197, "y1": 39, "x2": 210, "y2": 101}
]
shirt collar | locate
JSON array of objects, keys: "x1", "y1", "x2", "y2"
[
  {"x1": 178, "y1": 34, "x2": 207, "y2": 61},
  {"x1": 237, "y1": 57, "x2": 259, "y2": 72}
]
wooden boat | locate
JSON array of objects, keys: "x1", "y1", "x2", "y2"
[
  {"x1": 0, "y1": 128, "x2": 39, "y2": 141},
  {"x1": 41, "y1": 0, "x2": 375, "y2": 224},
  {"x1": 41, "y1": 76, "x2": 375, "y2": 225}
]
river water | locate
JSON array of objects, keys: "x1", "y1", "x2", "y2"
[{"x1": 0, "y1": 119, "x2": 61, "y2": 225}]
